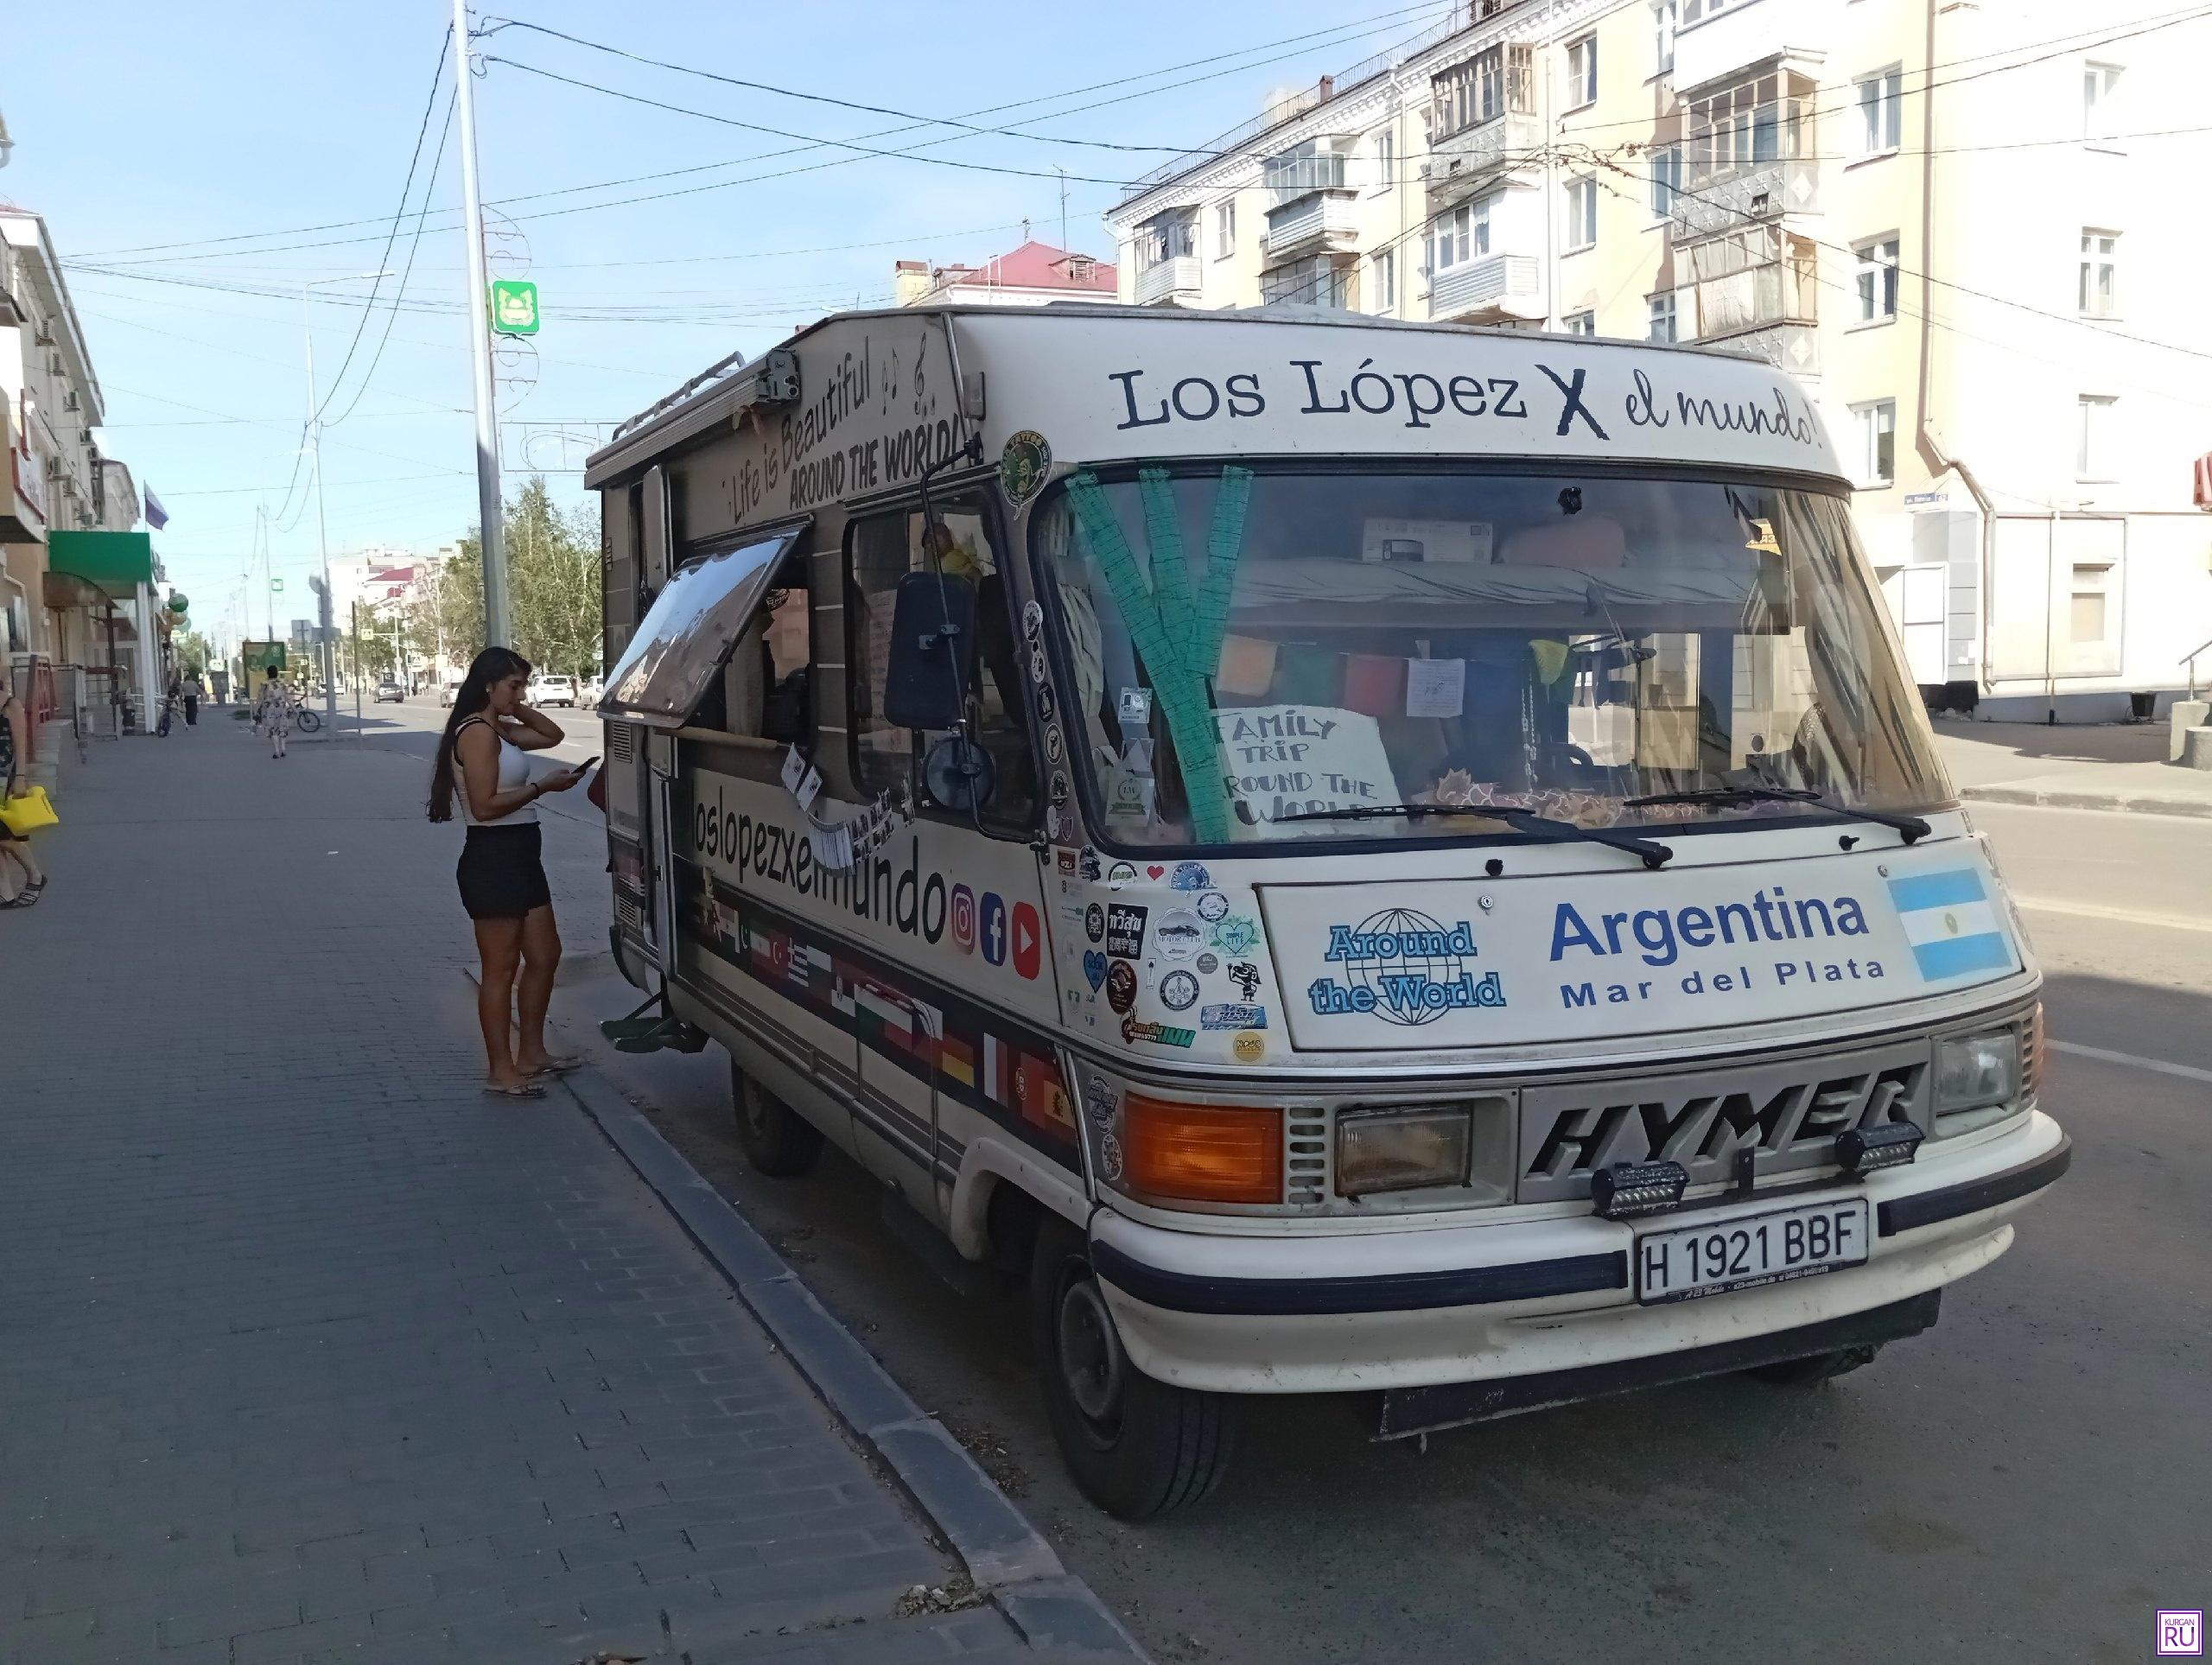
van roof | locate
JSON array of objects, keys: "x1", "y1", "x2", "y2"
[{"x1": 601, "y1": 302, "x2": 1787, "y2": 456}]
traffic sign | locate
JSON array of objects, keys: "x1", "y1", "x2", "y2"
[
  {"x1": 489, "y1": 279, "x2": 540, "y2": 337},
  {"x1": 270, "y1": 578, "x2": 284, "y2": 593}
]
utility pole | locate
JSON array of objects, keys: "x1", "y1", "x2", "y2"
[
  {"x1": 302, "y1": 270, "x2": 391, "y2": 719},
  {"x1": 453, "y1": 0, "x2": 511, "y2": 647},
  {"x1": 1057, "y1": 166, "x2": 1068, "y2": 255}
]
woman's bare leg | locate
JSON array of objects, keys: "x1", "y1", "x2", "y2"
[
  {"x1": 1, "y1": 841, "x2": 41, "y2": 889},
  {"x1": 473, "y1": 917, "x2": 530, "y2": 1086},
  {"x1": 513, "y1": 904, "x2": 562, "y2": 1072}
]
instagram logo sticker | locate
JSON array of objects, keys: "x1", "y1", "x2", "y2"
[
  {"x1": 950, "y1": 885, "x2": 976, "y2": 954},
  {"x1": 2157, "y1": 1612, "x2": 2202, "y2": 1657}
]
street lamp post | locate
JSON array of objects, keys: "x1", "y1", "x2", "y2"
[{"x1": 301, "y1": 269, "x2": 394, "y2": 725}]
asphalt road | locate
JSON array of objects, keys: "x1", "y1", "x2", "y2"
[{"x1": 372, "y1": 701, "x2": 2210, "y2": 1663}]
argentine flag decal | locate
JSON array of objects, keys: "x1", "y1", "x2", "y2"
[{"x1": 1886, "y1": 867, "x2": 2017, "y2": 983}]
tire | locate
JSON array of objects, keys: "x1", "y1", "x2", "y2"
[
  {"x1": 294, "y1": 708, "x2": 321, "y2": 734},
  {"x1": 731, "y1": 1061, "x2": 823, "y2": 1177},
  {"x1": 1028, "y1": 1215, "x2": 1234, "y2": 1519},
  {"x1": 1745, "y1": 1344, "x2": 1880, "y2": 1386}
]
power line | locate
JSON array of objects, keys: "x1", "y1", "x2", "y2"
[
  {"x1": 310, "y1": 28, "x2": 454, "y2": 428},
  {"x1": 323, "y1": 86, "x2": 457, "y2": 430},
  {"x1": 69, "y1": 3, "x2": 1452, "y2": 263}
]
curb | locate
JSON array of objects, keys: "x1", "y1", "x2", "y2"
[
  {"x1": 556, "y1": 1065, "x2": 1148, "y2": 1662},
  {"x1": 1961, "y1": 784, "x2": 2212, "y2": 819}
]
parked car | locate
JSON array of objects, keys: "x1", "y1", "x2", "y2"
[
  {"x1": 531, "y1": 674, "x2": 579, "y2": 708},
  {"x1": 373, "y1": 680, "x2": 405, "y2": 704},
  {"x1": 439, "y1": 678, "x2": 463, "y2": 708},
  {"x1": 576, "y1": 677, "x2": 604, "y2": 707}
]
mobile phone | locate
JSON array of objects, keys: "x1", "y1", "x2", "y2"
[{"x1": 578, "y1": 755, "x2": 601, "y2": 771}]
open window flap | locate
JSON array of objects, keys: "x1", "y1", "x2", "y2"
[{"x1": 599, "y1": 527, "x2": 802, "y2": 729}]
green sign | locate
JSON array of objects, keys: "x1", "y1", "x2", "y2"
[
  {"x1": 270, "y1": 577, "x2": 284, "y2": 593},
  {"x1": 489, "y1": 278, "x2": 540, "y2": 336}
]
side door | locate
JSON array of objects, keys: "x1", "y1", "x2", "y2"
[{"x1": 842, "y1": 492, "x2": 1070, "y2": 1221}]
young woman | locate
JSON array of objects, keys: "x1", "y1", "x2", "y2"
[
  {"x1": 429, "y1": 647, "x2": 589, "y2": 1097},
  {"x1": 0, "y1": 667, "x2": 47, "y2": 908},
  {"x1": 256, "y1": 669, "x2": 295, "y2": 758}
]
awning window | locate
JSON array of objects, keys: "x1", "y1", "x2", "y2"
[{"x1": 599, "y1": 526, "x2": 803, "y2": 729}]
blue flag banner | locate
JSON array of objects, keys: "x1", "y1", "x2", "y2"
[{"x1": 143, "y1": 486, "x2": 169, "y2": 530}]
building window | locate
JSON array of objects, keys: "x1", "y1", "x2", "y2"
[
  {"x1": 1681, "y1": 0, "x2": 1741, "y2": 21},
  {"x1": 1213, "y1": 200, "x2": 1235, "y2": 259},
  {"x1": 2069, "y1": 562, "x2": 2112, "y2": 643},
  {"x1": 1262, "y1": 256, "x2": 1355, "y2": 309},
  {"x1": 1375, "y1": 128, "x2": 1395, "y2": 194},
  {"x1": 1567, "y1": 35, "x2": 1599, "y2": 108},
  {"x1": 1565, "y1": 310, "x2": 1597, "y2": 336},
  {"x1": 1431, "y1": 43, "x2": 1535, "y2": 141},
  {"x1": 1648, "y1": 293, "x2": 1677, "y2": 342},
  {"x1": 2083, "y1": 61, "x2": 2122, "y2": 142},
  {"x1": 1372, "y1": 248, "x2": 1396, "y2": 312},
  {"x1": 1854, "y1": 236, "x2": 1900, "y2": 321},
  {"x1": 1649, "y1": 144, "x2": 1681, "y2": 217},
  {"x1": 1855, "y1": 67, "x2": 1903, "y2": 156},
  {"x1": 1654, "y1": 0, "x2": 1678, "y2": 75},
  {"x1": 1565, "y1": 177, "x2": 1598, "y2": 251},
  {"x1": 1851, "y1": 399, "x2": 1897, "y2": 486},
  {"x1": 2076, "y1": 394, "x2": 2116, "y2": 479},
  {"x1": 2079, "y1": 230, "x2": 2118, "y2": 316},
  {"x1": 1426, "y1": 198, "x2": 1492, "y2": 273}
]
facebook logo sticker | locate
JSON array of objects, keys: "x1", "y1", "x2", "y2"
[{"x1": 980, "y1": 893, "x2": 1007, "y2": 968}]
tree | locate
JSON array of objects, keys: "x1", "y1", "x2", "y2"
[
  {"x1": 175, "y1": 629, "x2": 213, "y2": 676},
  {"x1": 435, "y1": 478, "x2": 601, "y2": 679}
]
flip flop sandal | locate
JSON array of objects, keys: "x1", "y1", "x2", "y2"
[
  {"x1": 529, "y1": 1054, "x2": 587, "y2": 1077},
  {"x1": 481, "y1": 1081, "x2": 548, "y2": 1099},
  {"x1": 4, "y1": 881, "x2": 41, "y2": 909}
]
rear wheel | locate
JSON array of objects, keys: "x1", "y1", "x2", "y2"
[
  {"x1": 730, "y1": 1061, "x2": 823, "y2": 1177},
  {"x1": 1745, "y1": 1344, "x2": 1880, "y2": 1386},
  {"x1": 1028, "y1": 1216, "x2": 1234, "y2": 1519}
]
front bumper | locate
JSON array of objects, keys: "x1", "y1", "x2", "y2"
[{"x1": 1090, "y1": 1110, "x2": 2069, "y2": 1396}]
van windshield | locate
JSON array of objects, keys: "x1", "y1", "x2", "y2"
[{"x1": 1033, "y1": 464, "x2": 1951, "y2": 850}]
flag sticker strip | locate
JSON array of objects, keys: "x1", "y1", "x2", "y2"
[
  {"x1": 677, "y1": 856, "x2": 1076, "y2": 1156},
  {"x1": 1886, "y1": 867, "x2": 2015, "y2": 982}
]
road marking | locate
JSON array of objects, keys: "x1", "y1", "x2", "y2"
[
  {"x1": 2012, "y1": 897, "x2": 2212, "y2": 934},
  {"x1": 2050, "y1": 1040, "x2": 2212, "y2": 1086}
]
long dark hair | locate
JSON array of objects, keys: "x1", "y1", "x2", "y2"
[{"x1": 428, "y1": 646, "x2": 532, "y2": 822}]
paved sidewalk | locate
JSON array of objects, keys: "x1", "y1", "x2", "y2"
[
  {"x1": 1933, "y1": 717, "x2": 2212, "y2": 817},
  {"x1": 0, "y1": 725, "x2": 1137, "y2": 1663}
]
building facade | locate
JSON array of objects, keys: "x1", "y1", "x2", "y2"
[
  {"x1": 893, "y1": 239, "x2": 1117, "y2": 308},
  {"x1": 1104, "y1": 0, "x2": 2212, "y2": 715}
]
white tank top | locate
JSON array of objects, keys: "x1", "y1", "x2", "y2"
[{"x1": 455, "y1": 715, "x2": 538, "y2": 826}]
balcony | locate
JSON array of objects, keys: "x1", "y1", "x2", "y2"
[
  {"x1": 1687, "y1": 236, "x2": 1819, "y2": 375},
  {"x1": 1427, "y1": 253, "x2": 1543, "y2": 324},
  {"x1": 1262, "y1": 194, "x2": 1361, "y2": 262},
  {"x1": 1670, "y1": 156, "x2": 1819, "y2": 241},
  {"x1": 1424, "y1": 111, "x2": 1542, "y2": 208},
  {"x1": 1262, "y1": 147, "x2": 1350, "y2": 207},
  {"x1": 1671, "y1": 0, "x2": 1827, "y2": 96},
  {"x1": 1133, "y1": 255, "x2": 1202, "y2": 308},
  {"x1": 1707, "y1": 320, "x2": 1821, "y2": 378}
]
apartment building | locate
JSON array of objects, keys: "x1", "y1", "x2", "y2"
[
  {"x1": 1105, "y1": 0, "x2": 2212, "y2": 715},
  {"x1": 892, "y1": 239, "x2": 1117, "y2": 308}
]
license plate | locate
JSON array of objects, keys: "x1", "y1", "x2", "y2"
[{"x1": 1634, "y1": 1197, "x2": 1871, "y2": 1306}]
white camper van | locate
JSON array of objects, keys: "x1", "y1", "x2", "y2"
[{"x1": 586, "y1": 307, "x2": 2067, "y2": 1519}]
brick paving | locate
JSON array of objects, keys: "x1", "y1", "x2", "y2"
[{"x1": 0, "y1": 719, "x2": 1134, "y2": 1662}]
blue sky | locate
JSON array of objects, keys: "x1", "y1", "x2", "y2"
[{"x1": 6, "y1": 0, "x2": 1454, "y2": 647}]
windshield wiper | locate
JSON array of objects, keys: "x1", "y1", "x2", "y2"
[
  {"x1": 1273, "y1": 803, "x2": 1675, "y2": 869},
  {"x1": 1624, "y1": 785, "x2": 1932, "y2": 843}
]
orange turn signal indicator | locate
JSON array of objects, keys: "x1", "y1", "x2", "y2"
[{"x1": 1121, "y1": 1094, "x2": 1283, "y2": 1205}]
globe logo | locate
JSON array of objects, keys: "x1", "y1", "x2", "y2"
[{"x1": 1309, "y1": 908, "x2": 1503, "y2": 1027}]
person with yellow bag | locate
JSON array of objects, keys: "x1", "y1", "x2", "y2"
[{"x1": 0, "y1": 664, "x2": 52, "y2": 908}]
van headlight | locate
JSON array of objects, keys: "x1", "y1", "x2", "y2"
[
  {"x1": 1337, "y1": 1105, "x2": 1471, "y2": 1198},
  {"x1": 1934, "y1": 1030, "x2": 2018, "y2": 1115}
]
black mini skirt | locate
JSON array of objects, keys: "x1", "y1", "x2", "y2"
[{"x1": 457, "y1": 823, "x2": 551, "y2": 920}]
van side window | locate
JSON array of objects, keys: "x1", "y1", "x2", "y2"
[
  {"x1": 696, "y1": 556, "x2": 812, "y2": 745},
  {"x1": 848, "y1": 498, "x2": 1038, "y2": 832}
]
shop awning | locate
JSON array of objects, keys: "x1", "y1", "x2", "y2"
[
  {"x1": 47, "y1": 531, "x2": 155, "y2": 599},
  {"x1": 600, "y1": 527, "x2": 803, "y2": 729}
]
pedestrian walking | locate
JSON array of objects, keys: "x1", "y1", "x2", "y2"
[
  {"x1": 158, "y1": 672, "x2": 181, "y2": 737},
  {"x1": 181, "y1": 671, "x2": 203, "y2": 727},
  {"x1": 428, "y1": 647, "x2": 589, "y2": 1098},
  {"x1": 255, "y1": 668, "x2": 295, "y2": 759},
  {"x1": 0, "y1": 666, "x2": 48, "y2": 908}
]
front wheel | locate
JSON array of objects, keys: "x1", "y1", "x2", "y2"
[
  {"x1": 1028, "y1": 1216, "x2": 1234, "y2": 1519},
  {"x1": 731, "y1": 1061, "x2": 823, "y2": 1176},
  {"x1": 294, "y1": 707, "x2": 321, "y2": 734}
]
